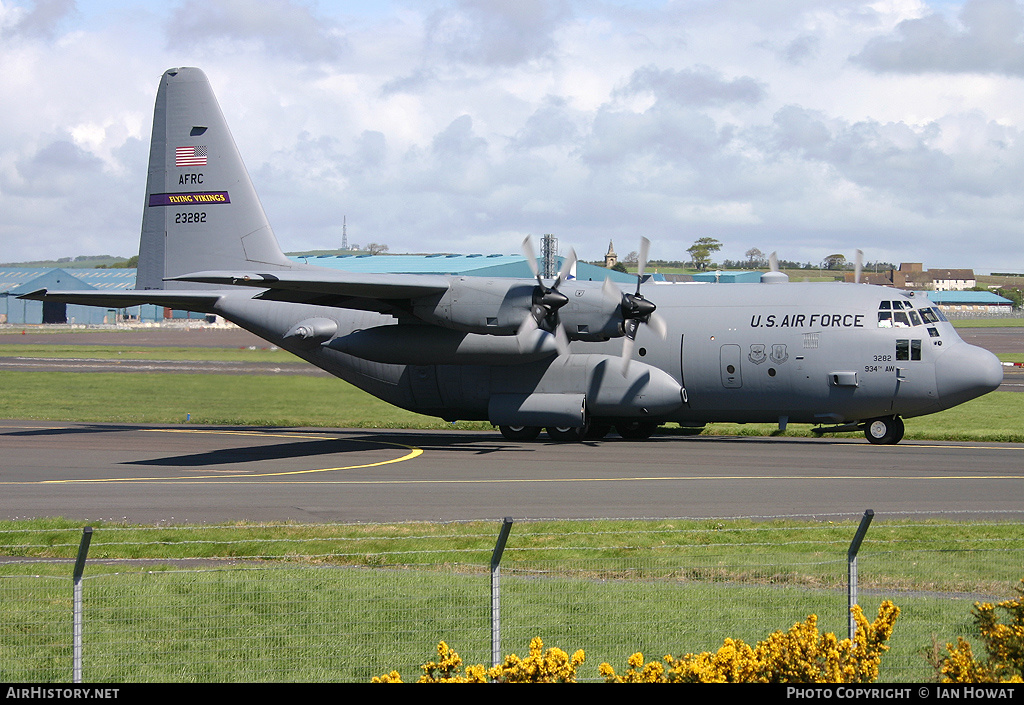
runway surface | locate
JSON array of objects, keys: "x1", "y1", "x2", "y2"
[{"x1": 2, "y1": 420, "x2": 1023, "y2": 524}]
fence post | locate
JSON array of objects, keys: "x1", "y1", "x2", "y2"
[
  {"x1": 847, "y1": 510, "x2": 874, "y2": 640},
  {"x1": 72, "y1": 526, "x2": 93, "y2": 683},
  {"x1": 490, "y1": 517, "x2": 514, "y2": 667}
]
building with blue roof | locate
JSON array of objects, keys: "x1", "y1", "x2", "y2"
[
  {"x1": 0, "y1": 268, "x2": 160, "y2": 324},
  {"x1": 922, "y1": 290, "x2": 1014, "y2": 314}
]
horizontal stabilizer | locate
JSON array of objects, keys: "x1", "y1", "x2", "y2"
[
  {"x1": 17, "y1": 289, "x2": 224, "y2": 313},
  {"x1": 168, "y1": 270, "x2": 452, "y2": 303}
]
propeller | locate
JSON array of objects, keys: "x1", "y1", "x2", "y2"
[
  {"x1": 603, "y1": 237, "x2": 667, "y2": 374},
  {"x1": 760, "y1": 252, "x2": 789, "y2": 284},
  {"x1": 520, "y1": 236, "x2": 576, "y2": 355},
  {"x1": 854, "y1": 249, "x2": 863, "y2": 284}
]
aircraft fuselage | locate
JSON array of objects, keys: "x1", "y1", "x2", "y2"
[{"x1": 213, "y1": 278, "x2": 1002, "y2": 434}]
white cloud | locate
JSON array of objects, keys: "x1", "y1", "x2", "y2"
[{"x1": 0, "y1": 0, "x2": 1022, "y2": 273}]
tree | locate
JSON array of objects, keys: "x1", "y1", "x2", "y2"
[
  {"x1": 611, "y1": 261, "x2": 629, "y2": 274},
  {"x1": 687, "y1": 237, "x2": 722, "y2": 271},
  {"x1": 365, "y1": 243, "x2": 389, "y2": 255},
  {"x1": 996, "y1": 287, "x2": 1023, "y2": 309},
  {"x1": 822, "y1": 254, "x2": 847, "y2": 271},
  {"x1": 744, "y1": 248, "x2": 766, "y2": 268}
]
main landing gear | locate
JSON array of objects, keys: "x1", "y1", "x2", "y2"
[
  {"x1": 497, "y1": 425, "x2": 542, "y2": 441},
  {"x1": 498, "y1": 421, "x2": 659, "y2": 442}
]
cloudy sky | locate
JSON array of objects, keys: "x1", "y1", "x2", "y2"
[{"x1": 3, "y1": 0, "x2": 1024, "y2": 272}]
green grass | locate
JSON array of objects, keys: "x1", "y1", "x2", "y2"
[
  {"x1": 1, "y1": 517, "x2": 1020, "y2": 682},
  {"x1": 0, "y1": 344, "x2": 299, "y2": 363},
  {"x1": 700, "y1": 390, "x2": 1024, "y2": 443},
  {"x1": 951, "y1": 318, "x2": 1024, "y2": 327},
  {"x1": 0, "y1": 370, "x2": 489, "y2": 429}
]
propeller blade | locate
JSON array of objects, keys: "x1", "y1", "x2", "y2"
[
  {"x1": 621, "y1": 335, "x2": 634, "y2": 376},
  {"x1": 521, "y1": 236, "x2": 540, "y2": 280},
  {"x1": 637, "y1": 236, "x2": 650, "y2": 279},
  {"x1": 854, "y1": 249, "x2": 863, "y2": 284},
  {"x1": 602, "y1": 276, "x2": 623, "y2": 303},
  {"x1": 553, "y1": 324, "x2": 570, "y2": 356},
  {"x1": 620, "y1": 318, "x2": 643, "y2": 375},
  {"x1": 517, "y1": 313, "x2": 538, "y2": 337},
  {"x1": 648, "y1": 311, "x2": 668, "y2": 340},
  {"x1": 554, "y1": 247, "x2": 576, "y2": 288},
  {"x1": 769, "y1": 251, "x2": 779, "y2": 272}
]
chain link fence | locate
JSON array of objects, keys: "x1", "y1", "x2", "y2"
[{"x1": 2, "y1": 515, "x2": 1021, "y2": 683}]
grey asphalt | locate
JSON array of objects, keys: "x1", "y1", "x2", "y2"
[{"x1": 2, "y1": 420, "x2": 1023, "y2": 524}]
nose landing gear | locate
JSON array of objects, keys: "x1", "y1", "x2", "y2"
[{"x1": 864, "y1": 416, "x2": 905, "y2": 445}]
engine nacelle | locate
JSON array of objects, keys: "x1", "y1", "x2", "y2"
[{"x1": 411, "y1": 277, "x2": 625, "y2": 341}]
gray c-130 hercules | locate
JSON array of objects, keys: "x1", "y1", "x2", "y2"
[{"x1": 21, "y1": 67, "x2": 1004, "y2": 444}]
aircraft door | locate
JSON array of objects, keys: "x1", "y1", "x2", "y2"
[{"x1": 720, "y1": 344, "x2": 742, "y2": 388}]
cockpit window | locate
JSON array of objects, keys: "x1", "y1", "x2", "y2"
[{"x1": 878, "y1": 301, "x2": 945, "y2": 328}]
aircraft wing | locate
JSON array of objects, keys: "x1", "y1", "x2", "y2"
[
  {"x1": 17, "y1": 289, "x2": 225, "y2": 313},
  {"x1": 167, "y1": 270, "x2": 452, "y2": 312}
]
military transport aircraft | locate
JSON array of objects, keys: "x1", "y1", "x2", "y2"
[{"x1": 21, "y1": 67, "x2": 1004, "y2": 444}]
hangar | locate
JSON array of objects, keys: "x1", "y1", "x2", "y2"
[
  {"x1": 0, "y1": 268, "x2": 154, "y2": 325},
  {"x1": 924, "y1": 290, "x2": 1014, "y2": 316}
]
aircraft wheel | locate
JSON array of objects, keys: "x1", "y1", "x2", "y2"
[
  {"x1": 864, "y1": 416, "x2": 904, "y2": 445},
  {"x1": 546, "y1": 426, "x2": 585, "y2": 442},
  {"x1": 615, "y1": 421, "x2": 658, "y2": 440},
  {"x1": 584, "y1": 423, "x2": 612, "y2": 440},
  {"x1": 499, "y1": 425, "x2": 541, "y2": 441}
]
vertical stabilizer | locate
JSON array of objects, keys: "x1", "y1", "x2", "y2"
[{"x1": 136, "y1": 67, "x2": 295, "y2": 289}]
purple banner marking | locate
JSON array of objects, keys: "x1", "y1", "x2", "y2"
[{"x1": 149, "y1": 191, "x2": 231, "y2": 206}]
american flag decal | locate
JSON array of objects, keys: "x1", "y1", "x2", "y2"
[{"x1": 175, "y1": 145, "x2": 208, "y2": 167}]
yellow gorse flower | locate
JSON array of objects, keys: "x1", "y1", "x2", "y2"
[
  {"x1": 939, "y1": 579, "x2": 1024, "y2": 683},
  {"x1": 600, "y1": 601, "x2": 899, "y2": 683},
  {"x1": 376, "y1": 637, "x2": 585, "y2": 683}
]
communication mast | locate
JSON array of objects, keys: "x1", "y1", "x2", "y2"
[{"x1": 541, "y1": 233, "x2": 558, "y2": 278}]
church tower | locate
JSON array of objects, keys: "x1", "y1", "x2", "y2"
[{"x1": 604, "y1": 240, "x2": 618, "y2": 268}]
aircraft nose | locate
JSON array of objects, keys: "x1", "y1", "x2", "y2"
[{"x1": 935, "y1": 343, "x2": 1003, "y2": 408}]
